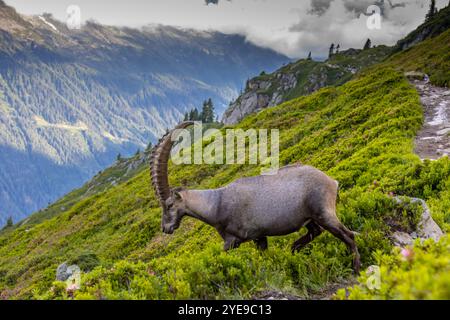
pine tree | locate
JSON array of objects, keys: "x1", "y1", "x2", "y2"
[
  {"x1": 363, "y1": 38, "x2": 372, "y2": 50},
  {"x1": 146, "y1": 141, "x2": 153, "y2": 151},
  {"x1": 116, "y1": 153, "x2": 122, "y2": 161},
  {"x1": 336, "y1": 44, "x2": 340, "y2": 54},
  {"x1": 329, "y1": 43, "x2": 335, "y2": 58},
  {"x1": 307, "y1": 52, "x2": 312, "y2": 60},
  {"x1": 183, "y1": 112, "x2": 189, "y2": 121},
  {"x1": 135, "y1": 149, "x2": 141, "y2": 156},
  {"x1": 201, "y1": 98, "x2": 215, "y2": 123},
  {"x1": 192, "y1": 108, "x2": 199, "y2": 121},
  {"x1": 426, "y1": 0, "x2": 436, "y2": 21},
  {"x1": 4, "y1": 216, "x2": 13, "y2": 229}
]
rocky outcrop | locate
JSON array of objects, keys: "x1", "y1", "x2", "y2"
[
  {"x1": 222, "y1": 46, "x2": 392, "y2": 125},
  {"x1": 390, "y1": 197, "x2": 444, "y2": 247},
  {"x1": 223, "y1": 73, "x2": 300, "y2": 125},
  {"x1": 222, "y1": 66, "x2": 314, "y2": 124}
]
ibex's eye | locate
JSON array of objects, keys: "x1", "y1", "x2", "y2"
[{"x1": 167, "y1": 203, "x2": 173, "y2": 209}]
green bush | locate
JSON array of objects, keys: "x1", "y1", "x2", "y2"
[{"x1": 336, "y1": 235, "x2": 450, "y2": 300}]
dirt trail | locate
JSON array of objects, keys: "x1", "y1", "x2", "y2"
[{"x1": 413, "y1": 78, "x2": 450, "y2": 160}]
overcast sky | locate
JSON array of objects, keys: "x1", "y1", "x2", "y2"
[{"x1": 5, "y1": 0, "x2": 448, "y2": 58}]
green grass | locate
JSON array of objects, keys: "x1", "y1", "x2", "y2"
[
  {"x1": 337, "y1": 235, "x2": 450, "y2": 300},
  {"x1": 1, "y1": 17, "x2": 450, "y2": 299},
  {"x1": 1, "y1": 64, "x2": 449, "y2": 300},
  {"x1": 386, "y1": 28, "x2": 450, "y2": 87}
]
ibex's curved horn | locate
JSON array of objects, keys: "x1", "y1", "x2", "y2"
[{"x1": 150, "y1": 121, "x2": 194, "y2": 205}]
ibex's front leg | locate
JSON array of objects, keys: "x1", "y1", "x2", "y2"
[
  {"x1": 218, "y1": 229, "x2": 242, "y2": 251},
  {"x1": 254, "y1": 237, "x2": 268, "y2": 251}
]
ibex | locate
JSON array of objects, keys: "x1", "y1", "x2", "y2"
[{"x1": 150, "y1": 122, "x2": 360, "y2": 273}]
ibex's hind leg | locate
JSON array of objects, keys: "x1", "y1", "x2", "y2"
[
  {"x1": 291, "y1": 222, "x2": 323, "y2": 253},
  {"x1": 254, "y1": 237, "x2": 268, "y2": 251},
  {"x1": 317, "y1": 217, "x2": 361, "y2": 274}
]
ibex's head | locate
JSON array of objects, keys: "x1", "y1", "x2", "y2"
[
  {"x1": 161, "y1": 188, "x2": 190, "y2": 234},
  {"x1": 150, "y1": 121, "x2": 194, "y2": 234}
]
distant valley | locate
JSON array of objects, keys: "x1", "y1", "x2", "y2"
[{"x1": 0, "y1": 1, "x2": 288, "y2": 224}]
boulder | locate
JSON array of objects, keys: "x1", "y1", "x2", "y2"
[
  {"x1": 391, "y1": 197, "x2": 444, "y2": 247},
  {"x1": 404, "y1": 71, "x2": 426, "y2": 81},
  {"x1": 56, "y1": 262, "x2": 81, "y2": 281},
  {"x1": 55, "y1": 262, "x2": 70, "y2": 281}
]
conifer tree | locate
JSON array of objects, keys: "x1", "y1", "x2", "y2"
[
  {"x1": 426, "y1": 0, "x2": 436, "y2": 21},
  {"x1": 6, "y1": 216, "x2": 13, "y2": 228},
  {"x1": 329, "y1": 43, "x2": 335, "y2": 58}
]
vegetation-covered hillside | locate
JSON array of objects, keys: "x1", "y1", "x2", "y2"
[
  {"x1": 1, "y1": 6, "x2": 449, "y2": 301},
  {"x1": 1, "y1": 28, "x2": 450, "y2": 297}
]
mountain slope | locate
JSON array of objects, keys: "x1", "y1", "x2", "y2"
[
  {"x1": 221, "y1": 5, "x2": 450, "y2": 125},
  {"x1": 0, "y1": 2, "x2": 288, "y2": 225},
  {"x1": 1, "y1": 24, "x2": 449, "y2": 297},
  {"x1": 221, "y1": 45, "x2": 392, "y2": 124},
  {"x1": 396, "y1": 5, "x2": 450, "y2": 51}
]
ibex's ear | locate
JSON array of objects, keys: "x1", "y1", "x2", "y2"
[{"x1": 172, "y1": 189, "x2": 183, "y2": 201}]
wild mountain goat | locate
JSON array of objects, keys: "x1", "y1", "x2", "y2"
[{"x1": 150, "y1": 122, "x2": 360, "y2": 273}]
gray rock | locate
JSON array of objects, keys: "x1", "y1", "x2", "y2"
[
  {"x1": 56, "y1": 262, "x2": 81, "y2": 281},
  {"x1": 404, "y1": 71, "x2": 426, "y2": 81},
  {"x1": 222, "y1": 91, "x2": 271, "y2": 125},
  {"x1": 391, "y1": 197, "x2": 444, "y2": 247},
  {"x1": 56, "y1": 262, "x2": 70, "y2": 281},
  {"x1": 391, "y1": 231, "x2": 414, "y2": 247}
]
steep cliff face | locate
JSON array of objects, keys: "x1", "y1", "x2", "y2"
[
  {"x1": 0, "y1": 3, "x2": 288, "y2": 225},
  {"x1": 222, "y1": 46, "x2": 392, "y2": 125}
]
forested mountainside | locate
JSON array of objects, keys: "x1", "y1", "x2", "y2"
[
  {"x1": 0, "y1": 11, "x2": 449, "y2": 299},
  {"x1": 222, "y1": 5, "x2": 450, "y2": 125},
  {"x1": 0, "y1": 1, "x2": 288, "y2": 225}
]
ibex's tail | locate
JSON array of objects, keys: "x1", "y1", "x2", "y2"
[
  {"x1": 150, "y1": 121, "x2": 194, "y2": 205},
  {"x1": 335, "y1": 180, "x2": 340, "y2": 203}
]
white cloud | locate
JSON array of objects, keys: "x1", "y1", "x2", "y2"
[{"x1": 5, "y1": 0, "x2": 448, "y2": 59}]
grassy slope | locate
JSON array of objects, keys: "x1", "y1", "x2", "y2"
[
  {"x1": 0, "y1": 64, "x2": 449, "y2": 299},
  {"x1": 388, "y1": 28, "x2": 450, "y2": 88},
  {"x1": 396, "y1": 5, "x2": 450, "y2": 53},
  {"x1": 1, "y1": 28, "x2": 450, "y2": 300}
]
